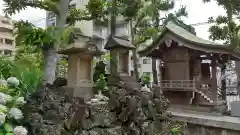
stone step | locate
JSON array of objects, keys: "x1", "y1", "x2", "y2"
[{"x1": 194, "y1": 89, "x2": 214, "y2": 103}]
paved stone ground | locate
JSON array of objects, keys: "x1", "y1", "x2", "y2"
[{"x1": 168, "y1": 108, "x2": 240, "y2": 131}]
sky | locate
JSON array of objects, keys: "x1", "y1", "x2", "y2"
[{"x1": 0, "y1": 0, "x2": 226, "y2": 41}]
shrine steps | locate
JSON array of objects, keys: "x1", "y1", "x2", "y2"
[{"x1": 193, "y1": 88, "x2": 214, "y2": 103}]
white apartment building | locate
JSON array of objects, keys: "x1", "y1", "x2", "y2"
[
  {"x1": 46, "y1": 0, "x2": 155, "y2": 79},
  {"x1": 0, "y1": 15, "x2": 15, "y2": 56}
]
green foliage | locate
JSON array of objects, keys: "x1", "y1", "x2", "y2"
[
  {"x1": 141, "y1": 73, "x2": 151, "y2": 87},
  {"x1": 93, "y1": 74, "x2": 108, "y2": 95},
  {"x1": 0, "y1": 57, "x2": 14, "y2": 79},
  {"x1": 14, "y1": 21, "x2": 75, "y2": 51},
  {"x1": 118, "y1": 0, "x2": 142, "y2": 19},
  {"x1": 93, "y1": 61, "x2": 109, "y2": 96},
  {"x1": 14, "y1": 21, "x2": 55, "y2": 50},
  {"x1": 3, "y1": 0, "x2": 59, "y2": 15},
  {"x1": 203, "y1": 0, "x2": 240, "y2": 46},
  {"x1": 93, "y1": 61, "x2": 107, "y2": 83},
  {"x1": 86, "y1": 0, "x2": 106, "y2": 19},
  {"x1": 133, "y1": 0, "x2": 188, "y2": 46},
  {"x1": 3, "y1": 0, "x2": 58, "y2": 15},
  {"x1": 0, "y1": 54, "x2": 43, "y2": 96},
  {"x1": 170, "y1": 123, "x2": 185, "y2": 135}
]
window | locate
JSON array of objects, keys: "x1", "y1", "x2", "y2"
[
  {"x1": 2, "y1": 20, "x2": 10, "y2": 24},
  {"x1": 0, "y1": 38, "x2": 3, "y2": 43},
  {"x1": 143, "y1": 58, "x2": 151, "y2": 64},
  {"x1": 5, "y1": 39, "x2": 13, "y2": 45},
  {"x1": 4, "y1": 50, "x2": 12, "y2": 55}
]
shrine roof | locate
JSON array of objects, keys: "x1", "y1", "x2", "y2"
[
  {"x1": 138, "y1": 21, "x2": 240, "y2": 59},
  {"x1": 104, "y1": 36, "x2": 135, "y2": 50},
  {"x1": 58, "y1": 33, "x2": 103, "y2": 55}
]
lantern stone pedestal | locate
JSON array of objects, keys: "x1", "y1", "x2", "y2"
[{"x1": 58, "y1": 33, "x2": 102, "y2": 101}]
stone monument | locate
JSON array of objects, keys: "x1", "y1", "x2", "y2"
[
  {"x1": 105, "y1": 36, "x2": 135, "y2": 78},
  {"x1": 58, "y1": 30, "x2": 102, "y2": 100}
]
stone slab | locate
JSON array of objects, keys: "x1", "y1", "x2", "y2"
[
  {"x1": 59, "y1": 85, "x2": 93, "y2": 101},
  {"x1": 230, "y1": 101, "x2": 240, "y2": 117},
  {"x1": 168, "y1": 109, "x2": 240, "y2": 131}
]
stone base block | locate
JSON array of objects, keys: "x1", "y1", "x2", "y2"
[
  {"x1": 231, "y1": 101, "x2": 240, "y2": 117},
  {"x1": 59, "y1": 85, "x2": 93, "y2": 101}
]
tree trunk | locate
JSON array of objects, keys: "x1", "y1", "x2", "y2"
[
  {"x1": 152, "y1": 0, "x2": 159, "y2": 85},
  {"x1": 130, "y1": 20, "x2": 139, "y2": 80},
  {"x1": 152, "y1": 57, "x2": 158, "y2": 84},
  {"x1": 109, "y1": 0, "x2": 118, "y2": 84},
  {"x1": 43, "y1": 48, "x2": 57, "y2": 84},
  {"x1": 42, "y1": 0, "x2": 69, "y2": 85}
]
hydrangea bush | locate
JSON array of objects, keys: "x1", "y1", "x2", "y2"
[{"x1": 0, "y1": 77, "x2": 27, "y2": 135}]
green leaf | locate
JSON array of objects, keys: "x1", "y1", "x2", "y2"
[
  {"x1": 6, "y1": 133, "x2": 14, "y2": 135},
  {"x1": 4, "y1": 123, "x2": 13, "y2": 132}
]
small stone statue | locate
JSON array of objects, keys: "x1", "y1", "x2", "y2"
[{"x1": 65, "y1": 98, "x2": 91, "y2": 131}]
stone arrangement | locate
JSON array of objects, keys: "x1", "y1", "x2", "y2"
[{"x1": 22, "y1": 78, "x2": 177, "y2": 135}]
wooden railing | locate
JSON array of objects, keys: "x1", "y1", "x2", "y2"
[{"x1": 160, "y1": 80, "x2": 195, "y2": 89}]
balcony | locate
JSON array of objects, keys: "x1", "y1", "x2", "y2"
[
  {"x1": 0, "y1": 22, "x2": 13, "y2": 31},
  {"x1": 160, "y1": 80, "x2": 196, "y2": 90},
  {"x1": 0, "y1": 43, "x2": 15, "y2": 50}
]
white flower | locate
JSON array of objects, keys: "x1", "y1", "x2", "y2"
[
  {"x1": 0, "y1": 92, "x2": 5, "y2": 98},
  {"x1": 0, "y1": 112, "x2": 6, "y2": 126},
  {"x1": 5, "y1": 94, "x2": 12, "y2": 103},
  {"x1": 0, "y1": 97, "x2": 6, "y2": 105},
  {"x1": 13, "y1": 126, "x2": 28, "y2": 135},
  {"x1": 0, "y1": 79, "x2": 7, "y2": 87},
  {"x1": 0, "y1": 92, "x2": 12, "y2": 103},
  {"x1": 7, "y1": 77, "x2": 20, "y2": 87},
  {"x1": 15, "y1": 97, "x2": 26, "y2": 106},
  {"x1": 0, "y1": 104, "x2": 7, "y2": 113},
  {"x1": 9, "y1": 108, "x2": 23, "y2": 120}
]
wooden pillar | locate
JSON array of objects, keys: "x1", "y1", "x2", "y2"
[
  {"x1": 221, "y1": 62, "x2": 227, "y2": 100},
  {"x1": 211, "y1": 56, "x2": 218, "y2": 103}
]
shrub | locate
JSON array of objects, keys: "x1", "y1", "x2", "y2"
[
  {"x1": 0, "y1": 56, "x2": 43, "y2": 96},
  {"x1": 141, "y1": 74, "x2": 151, "y2": 87},
  {"x1": 93, "y1": 74, "x2": 108, "y2": 96},
  {"x1": 93, "y1": 61, "x2": 106, "y2": 83},
  {"x1": 0, "y1": 77, "x2": 28, "y2": 135}
]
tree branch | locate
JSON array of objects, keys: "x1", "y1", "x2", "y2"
[{"x1": 3, "y1": 0, "x2": 59, "y2": 15}]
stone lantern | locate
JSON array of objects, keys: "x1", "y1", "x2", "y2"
[
  {"x1": 58, "y1": 31, "x2": 102, "y2": 100},
  {"x1": 105, "y1": 36, "x2": 135, "y2": 77}
]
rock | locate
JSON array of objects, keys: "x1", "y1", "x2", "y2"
[
  {"x1": 52, "y1": 77, "x2": 67, "y2": 88},
  {"x1": 89, "y1": 102, "x2": 116, "y2": 128},
  {"x1": 22, "y1": 82, "x2": 172, "y2": 135}
]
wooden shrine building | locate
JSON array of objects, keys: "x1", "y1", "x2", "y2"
[{"x1": 138, "y1": 21, "x2": 240, "y2": 108}]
